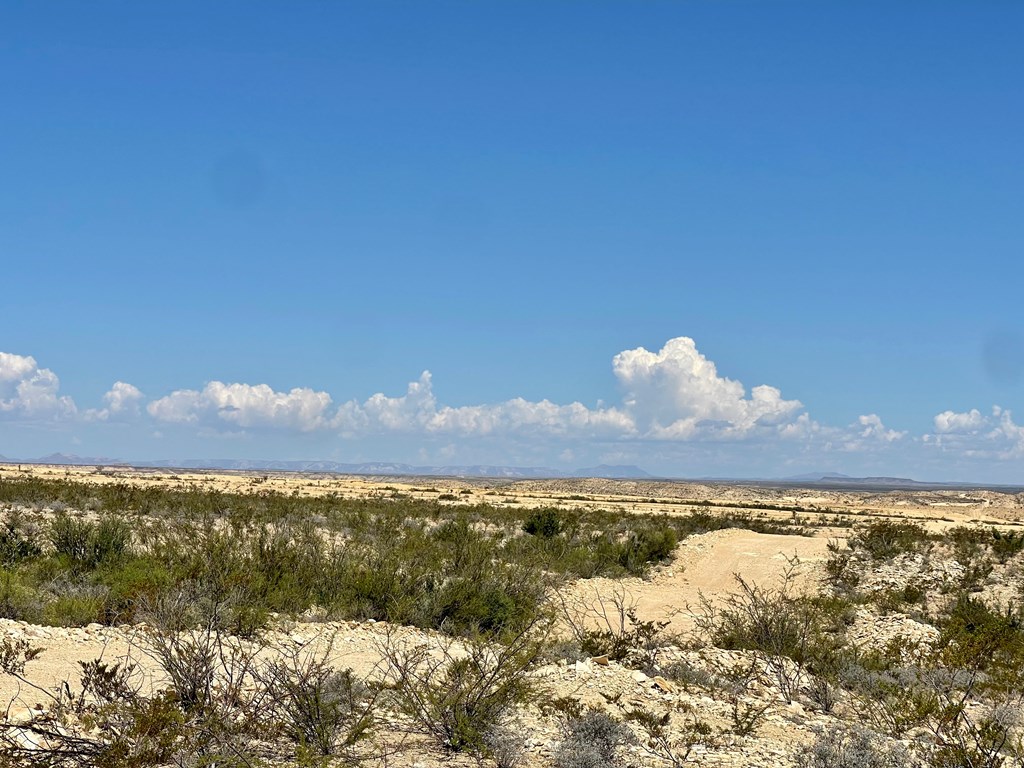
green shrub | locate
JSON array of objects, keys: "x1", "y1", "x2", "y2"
[
  {"x1": 0, "y1": 513, "x2": 42, "y2": 565},
  {"x1": 381, "y1": 626, "x2": 542, "y2": 753},
  {"x1": 616, "y1": 527, "x2": 678, "y2": 574},
  {"x1": 0, "y1": 569, "x2": 41, "y2": 622},
  {"x1": 523, "y1": 508, "x2": 566, "y2": 538},
  {"x1": 992, "y1": 529, "x2": 1024, "y2": 563},
  {"x1": 49, "y1": 515, "x2": 132, "y2": 570},
  {"x1": 96, "y1": 556, "x2": 174, "y2": 623},
  {"x1": 42, "y1": 594, "x2": 105, "y2": 626},
  {"x1": 262, "y1": 653, "x2": 377, "y2": 758},
  {"x1": 849, "y1": 521, "x2": 930, "y2": 561},
  {"x1": 696, "y1": 567, "x2": 846, "y2": 703},
  {"x1": 936, "y1": 594, "x2": 1024, "y2": 681}
]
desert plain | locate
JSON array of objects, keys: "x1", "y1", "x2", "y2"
[{"x1": 1, "y1": 462, "x2": 1022, "y2": 767}]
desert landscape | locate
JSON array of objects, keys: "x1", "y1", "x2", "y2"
[
  {"x1": 1, "y1": 462, "x2": 1022, "y2": 767},
  {"x1": 7, "y1": 2, "x2": 1022, "y2": 766}
]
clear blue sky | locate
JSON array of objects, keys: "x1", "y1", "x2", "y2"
[{"x1": 2, "y1": 2, "x2": 1023, "y2": 481}]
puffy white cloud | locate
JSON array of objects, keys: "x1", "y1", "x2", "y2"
[
  {"x1": 0, "y1": 339, "x2": 810, "y2": 443},
  {"x1": 856, "y1": 414, "x2": 906, "y2": 443},
  {"x1": 85, "y1": 381, "x2": 144, "y2": 422},
  {"x1": 927, "y1": 406, "x2": 1024, "y2": 459},
  {"x1": 333, "y1": 372, "x2": 438, "y2": 433},
  {"x1": 612, "y1": 337, "x2": 805, "y2": 439},
  {"x1": 328, "y1": 337, "x2": 804, "y2": 442},
  {"x1": 839, "y1": 413, "x2": 907, "y2": 451},
  {"x1": 0, "y1": 352, "x2": 76, "y2": 420},
  {"x1": 432, "y1": 398, "x2": 634, "y2": 437},
  {"x1": 332, "y1": 371, "x2": 634, "y2": 438},
  {"x1": 13, "y1": 341, "x2": 1024, "y2": 476},
  {"x1": 934, "y1": 408, "x2": 987, "y2": 434},
  {"x1": 147, "y1": 381, "x2": 334, "y2": 432}
]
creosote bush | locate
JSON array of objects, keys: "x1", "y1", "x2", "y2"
[
  {"x1": 378, "y1": 623, "x2": 544, "y2": 754},
  {"x1": 848, "y1": 521, "x2": 931, "y2": 562},
  {"x1": 797, "y1": 724, "x2": 909, "y2": 768},
  {"x1": 0, "y1": 589, "x2": 382, "y2": 767},
  {"x1": 696, "y1": 561, "x2": 843, "y2": 703},
  {"x1": 260, "y1": 646, "x2": 378, "y2": 759},
  {"x1": 0, "y1": 476, "x2": 802, "y2": 638},
  {"x1": 49, "y1": 515, "x2": 131, "y2": 571},
  {"x1": 554, "y1": 709, "x2": 636, "y2": 768}
]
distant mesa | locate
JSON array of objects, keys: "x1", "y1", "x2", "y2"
[{"x1": 782, "y1": 472, "x2": 852, "y2": 482}]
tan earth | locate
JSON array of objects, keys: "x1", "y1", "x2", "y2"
[{"x1": 1, "y1": 462, "x2": 1022, "y2": 766}]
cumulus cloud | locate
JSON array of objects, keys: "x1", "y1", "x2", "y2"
[
  {"x1": 19, "y1": 339, "x2": 1024, "y2": 473},
  {"x1": 147, "y1": 381, "x2": 334, "y2": 432},
  {"x1": 332, "y1": 371, "x2": 634, "y2": 438},
  {"x1": 612, "y1": 337, "x2": 805, "y2": 439},
  {"x1": 0, "y1": 352, "x2": 76, "y2": 420},
  {"x1": 1, "y1": 339, "x2": 811, "y2": 443},
  {"x1": 927, "y1": 406, "x2": 1024, "y2": 459},
  {"x1": 839, "y1": 413, "x2": 907, "y2": 451},
  {"x1": 332, "y1": 372, "x2": 438, "y2": 434},
  {"x1": 934, "y1": 408, "x2": 987, "y2": 434},
  {"x1": 433, "y1": 398, "x2": 634, "y2": 437},
  {"x1": 326, "y1": 337, "x2": 805, "y2": 442},
  {"x1": 85, "y1": 381, "x2": 144, "y2": 422}
]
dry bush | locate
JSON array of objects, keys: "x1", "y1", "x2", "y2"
[
  {"x1": 694, "y1": 558, "x2": 835, "y2": 703},
  {"x1": 557, "y1": 587, "x2": 675, "y2": 671},
  {"x1": 797, "y1": 724, "x2": 910, "y2": 768},
  {"x1": 553, "y1": 709, "x2": 635, "y2": 768},
  {"x1": 257, "y1": 637, "x2": 379, "y2": 760},
  {"x1": 377, "y1": 621, "x2": 546, "y2": 754},
  {"x1": 625, "y1": 702, "x2": 717, "y2": 767}
]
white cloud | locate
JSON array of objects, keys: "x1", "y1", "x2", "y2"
[
  {"x1": 839, "y1": 413, "x2": 907, "y2": 451},
  {"x1": 328, "y1": 337, "x2": 804, "y2": 442},
  {"x1": 612, "y1": 337, "x2": 805, "y2": 439},
  {"x1": 14, "y1": 339, "x2": 1024, "y2": 474},
  {"x1": 332, "y1": 372, "x2": 438, "y2": 434},
  {"x1": 0, "y1": 352, "x2": 76, "y2": 420},
  {"x1": 856, "y1": 414, "x2": 906, "y2": 443},
  {"x1": 85, "y1": 381, "x2": 144, "y2": 422},
  {"x1": 927, "y1": 406, "x2": 1024, "y2": 459},
  {"x1": 147, "y1": 381, "x2": 334, "y2": 432},
  {"x1": 934, "y1": 408, "x2": 987, "y2": 434},
  {"x1": 332, "y1": 371, "x2": 634, "y2": 438}
]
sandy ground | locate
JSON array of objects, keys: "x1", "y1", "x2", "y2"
[
  {"x1": 3, "y1": 462, "x2": 1022, "y2": 528},
  {"x1": 0, "y1": 461, "x2": 1020, "y2": 717},
  {"x1": 555, "y1": 528, "x2": 830, "y2": 639},
  {"x1": 1, "y1": 526, "x2": 829, "y2": 707}
]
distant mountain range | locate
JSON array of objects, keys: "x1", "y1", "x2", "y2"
[
  {"x1": 782, "y1": 472, "x2": 853, "y2": 482},
  {"x1": 1, "y1": 454, "x2": 653, "y2": 480},
  {"x1": 3, "y1": 454, "x2": 1019, "y2": 490},
  {"x1": 779, "y1": 471, "x2": 927, "y2": 486}
]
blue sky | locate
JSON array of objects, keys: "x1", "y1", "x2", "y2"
[{"x1": 2, "y1": 2, "x2": 1023, "y2": 481}]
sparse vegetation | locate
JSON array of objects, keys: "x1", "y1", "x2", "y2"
[
  {"x1": 377, "y1": 622, "x2": 544, "y2": 754},
  {"x1": 1, "y1": 472, "x2": 1022, "y2": 767},
  {"x1": 797, "y1": 724, "x2": 909, "y2": 768},
  {"x1": 554, "y1": 709, "x2": 635, "y2": 768},
  {"x1": 0, "y1": 476, "x2": 812, "y2": 637}
]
